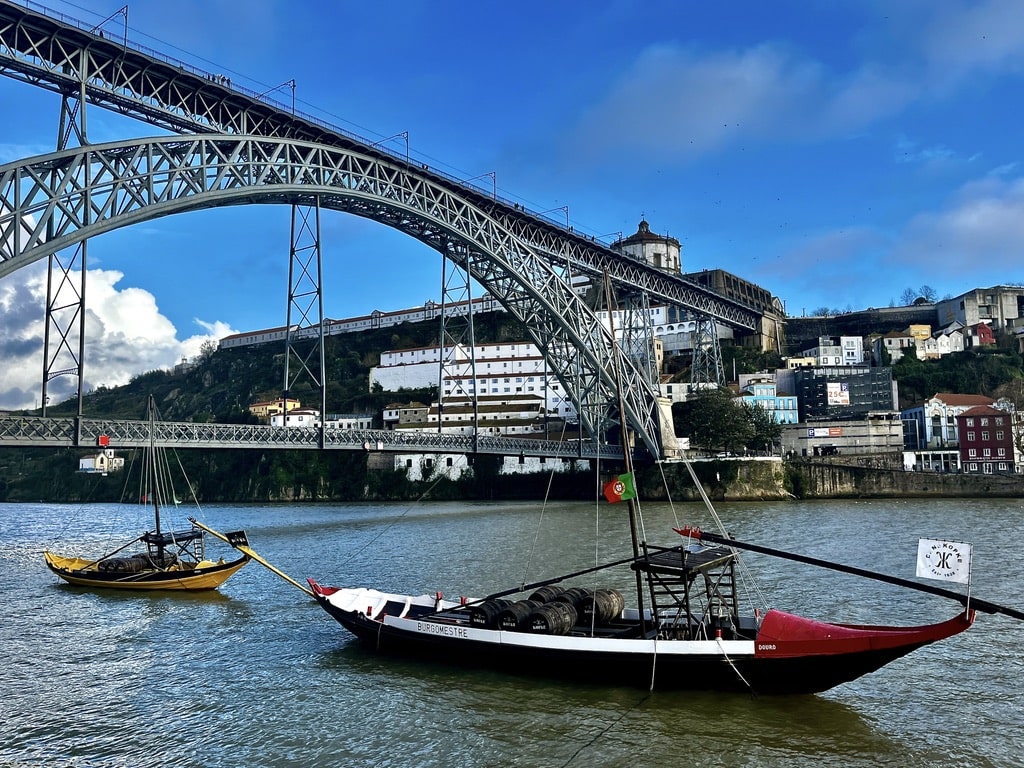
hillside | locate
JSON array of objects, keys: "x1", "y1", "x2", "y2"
[{"x1": 2, "y1": 315, "x2": 1022, "y2": 503}]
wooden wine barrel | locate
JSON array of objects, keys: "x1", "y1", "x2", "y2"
[
  {"x1": 554, "y1": 586, "x2": 594, "y2": 608},
  {"x1": 528, "y1": 585, "x2": 564, "y2": 604},
  {"x1": 468, "y1": 598, "x2": 513, "y2": 628},
  {"x1": 580, "y1": 589, "x2": 626, "y2": 624},
  {"x1": 528, "y1": 602, "x2": 578, "y2": 635},
  {"x1": 496, "y1": 599, "x2": 541, "y2": 631}
]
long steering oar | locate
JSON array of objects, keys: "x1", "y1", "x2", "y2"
[
  {"x1": 190, "y1": 518, "x2": 313, "y2": 597},
  {"x1": 675, "y1": 526, "x2": 1024, "y2": 622}
]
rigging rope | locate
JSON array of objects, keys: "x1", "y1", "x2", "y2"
[
  {"x1": 681, "y1": 459, "x2": 770, "y2": 611},
  {"x1": 520, "y1": 416, "x2": 571, "y2": 588}
]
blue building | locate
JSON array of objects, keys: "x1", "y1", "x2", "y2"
[{"x1": 737, "y1": 375, "x2": 799, "y2": 424}]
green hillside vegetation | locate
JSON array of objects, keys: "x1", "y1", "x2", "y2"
[
  {"x1": 892, "y1": 344, "x2": 1024, "y2": 408},
  {"x1": 0, "y1": 311, "x2": 596, "y2": 503},
  {"x1": 2, "y1": 319, "x2": 1023, "y2": 502}
]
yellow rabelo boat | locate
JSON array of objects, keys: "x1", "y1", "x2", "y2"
[{"x1": 44, "y1": 396, "x2": 250, "y2": 591}]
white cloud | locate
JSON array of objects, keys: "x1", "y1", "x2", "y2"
[
  {"x1": 0, "y1": 264, "x2": 237, "y2": 410},
  {"x1": 567, "y1": 2, "x2": 1024, "y2": 166},
  {"x1": 571, "y1": 43, "x2": 826, "y2": 162},
  {"x1": 896, "y1": 176, "x2": 1024, "y2": 271},
  {"x1": 768, "y1": 172, "x2": 1024, "y2": 312},
  {"x1": 921, "y1": 0, "x2": 1024, "y2": 83}
]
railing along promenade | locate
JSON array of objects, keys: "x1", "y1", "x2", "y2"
[{"x1": 0, "y1": 415, "x2": 621, "y2": 460}]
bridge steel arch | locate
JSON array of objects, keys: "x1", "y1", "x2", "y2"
[
  {"x1": 0, "y1": 0, "x2": 764, "y2": 335},
  {"x1": 0, "y1": 135, "x2": 677, "y2": 459}
]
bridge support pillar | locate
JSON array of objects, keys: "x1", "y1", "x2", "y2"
[
  {"x1": 41, "y1": 89, "x2": 90, "y2": 417},
  {"x1": 284, "y1": 199, "x2": 326, "y2": 446}
]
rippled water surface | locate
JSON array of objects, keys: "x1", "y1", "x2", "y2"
[{"x1": 3, "y1": 496, "x2": 1022, "y2": 767}]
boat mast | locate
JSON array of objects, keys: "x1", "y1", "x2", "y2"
[
  {"x1": 602, "y1": 272, "x2": 648, "y2": 634},
  {"x1": 148, "y1": 395, "x2": 163, "y2": 559}
]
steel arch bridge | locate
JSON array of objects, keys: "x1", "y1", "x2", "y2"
[
  {"x1": 0, "y1": 134, "x2": 681, "y2": 458},
  {"x1": 0, "y1": 0, "x2": 771, "y2": 460}
]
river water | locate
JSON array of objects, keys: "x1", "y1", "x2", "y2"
[{"x1": 2, "y1": 496, "x2": 1022, "y2": 767}]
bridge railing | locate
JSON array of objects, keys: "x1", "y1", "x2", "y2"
[
  {"x1": 0, "y1": 415, "x2": 621, "y2": 460},
  {"x1": 6, "y1": 0, "x2": 610, "y2": 241}
]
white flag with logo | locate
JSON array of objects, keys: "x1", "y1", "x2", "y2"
[{"x1": 916, "y1": 538, "x2": 972, "y2": 584}]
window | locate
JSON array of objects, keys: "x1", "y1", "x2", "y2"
[
  {"x1": 982, "y1": 431, "x2": 989, "y2": 441},
  {"x1": 965, "y1": 417, "x2": 974, "y2": 427},
  {"x1": 997, "y1": 431, "x2": 1005, "y2": 440},
  {"x1": 999, "y1": 463, "x2": 1008, "y2": 471},
  {"x1": 983, "y1": 463, "x2": 993, "y2": 475},
  {"x1": 983, "y1": 448, "x2": 991, "y2": 457},
  {"x1": 968, "y1": 448, "x2": 977, "y2": 457},
  {"x1": 967, "y1": 432, "x2": 975, "y2": 441},
  {"x1": 981, "y1": 418, "x2": 990, "y2": 426}
]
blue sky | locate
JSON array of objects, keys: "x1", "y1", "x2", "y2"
[{"x1": 2, "y1": 0, "x2": 1024, "y2": 409}]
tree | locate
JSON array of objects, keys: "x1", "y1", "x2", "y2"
[
  {"x1": 742, "y1": 401, "x2": 782, "y2": 454},
  {"x1": 899, "y1": 287, "x2": 917, "y2": 306},
  {"x1": 672, "y1": 388, "x2": 752, "y2": 452},
  {"x1": 877, "y1": 342, "x2": 891, "y2": 366},
  {"x1": 919, "y1": 285, "x2": 938, "y2": 302}
]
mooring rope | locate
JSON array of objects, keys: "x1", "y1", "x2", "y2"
[
  {"x1": 716, "y1": 636, "x2": 754, "y2": 692},
  {"x1": 345, "y1": 474, "x2": 448, "y2": 562},
  {"x1": 557, "y1": 691, "x2": 653, "y2": 768}
]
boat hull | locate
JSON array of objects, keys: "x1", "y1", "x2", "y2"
[
  {"x1": 310, "y1": 584, "x2": 974, "y2": 695},
  {"x1": 44, "y1": 551, "x2": 249, "y2": 591}
]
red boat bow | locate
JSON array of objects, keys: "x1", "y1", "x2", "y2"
[{"x1": 755, "y1": 608, "x2": 976, "y2": 658}]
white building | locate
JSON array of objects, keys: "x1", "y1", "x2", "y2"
[
  {"x1": 801, "y1": 336, "x2": 864, "y2": 366},
  {"x1": 900, "y1": 393, "x2": 997, "y2": 449},
  {"x1": 394, "y1": 453, "x2": 587, "y2": 482},
  {"x1": 936, "y1": 286, "x2": 1024, "y2": 333},
  {"x1": 922, "y1": 325, "x2": 966, "y2": 359},
  {"x1": 612, "y1": 218, "x2": 682, "y2": 273},
  {"x1": 78, "y1": 449, "x2": 124, "y2": 474},
  {"x1": 372, "y1": 341, "x2": 579, "y2": 422},
  {"x1": 387, "y1": 392, "x2": 588, "y2": 480},
  {"x1": 270, "y1": 409, "x2": 374, "y2": 430}
]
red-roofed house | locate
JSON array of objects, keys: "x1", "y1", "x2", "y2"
[
  {"x1": 957, "y1": 405, "x2": 1015, "y2": 475},
  {"x1": 901, "y1": 393, "x2": 995, "y2": 449},
  {"x1": 966, "y1": 322, "x2": 995, "y2": 347}
]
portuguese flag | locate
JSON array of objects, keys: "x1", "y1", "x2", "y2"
[{"x1": 603, "y1": 472, "x2": 637, "y2": 504}]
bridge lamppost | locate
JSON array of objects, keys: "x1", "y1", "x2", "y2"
[
  {"x1": 257, "y1": 79, "x2": 297, "y2": 114},
  {"x1": 370, "y1": 131, "x2": 410, "y2": 165},
  {"x1": 538, "y1": 205, "x2": 569, "y2": 231},
  {"x1": 90, "y1": 4, "x2": 128, "y2": 45},
  {"x1": 461, "y1": 171, "x2": 496, "y2": 199}
]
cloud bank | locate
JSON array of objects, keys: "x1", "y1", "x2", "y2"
[{"x1": 0, "y1": 263, "x2": 236, "y2": 410}]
